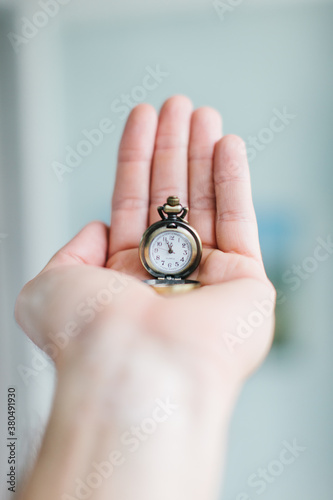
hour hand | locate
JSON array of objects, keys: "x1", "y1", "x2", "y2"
[{"x1": 167, "y1": 242, "x2": 174, "y2": 254}]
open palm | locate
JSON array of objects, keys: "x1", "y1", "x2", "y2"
[
  {"x1": 107, "y1": 96, "x2": 266, "y2": 287},
  {"x1": 16, "y1": 96, "x2": 275, "y2": 381}
]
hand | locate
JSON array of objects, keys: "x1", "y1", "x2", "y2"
[
  {"x1": 16, "y1": 95, "x2": 274, "y2": 377},
  {"x1": 15, "y1": 96, "x2": 275, "y2": 500}
]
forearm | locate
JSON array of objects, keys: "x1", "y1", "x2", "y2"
[{"x1": 17, "y1": 318, "x2": 239, "y2": 500}]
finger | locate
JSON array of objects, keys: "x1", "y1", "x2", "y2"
[
  {"x1": 188, "y1": 107, "x2": 222, "y2": 248},
  {"x1": 149, "y1": 95, "x2": 193, "y2": 224},
  {"x1": 109, "y1": 104, "x2": 158, "y2": 257},
  {"x1": 214, "y1": 135, "x2": 262, "y2": 261},
  {"x1": 45, "y1": 221, "x2": 109, "y2": 271}
]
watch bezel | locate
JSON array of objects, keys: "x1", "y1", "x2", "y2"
[{"x1": 139, "y1": 220, "x2": 202, "y2": 279}]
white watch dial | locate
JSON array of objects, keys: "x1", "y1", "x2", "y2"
[{"x1": 149, "y1": 231, "x2": 193, "y2": 274}]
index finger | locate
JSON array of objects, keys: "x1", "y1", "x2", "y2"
[{"x1": 109, "y1": 104, "x2": 158, "y2": 257}]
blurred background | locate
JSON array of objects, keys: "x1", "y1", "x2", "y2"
[{"x1": 0, "y1": 0, "x2": 332, "y2": 498}]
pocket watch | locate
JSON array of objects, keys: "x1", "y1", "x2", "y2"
[{"x1": 139, "y1": 196, "x2": 202, "y2": 294}]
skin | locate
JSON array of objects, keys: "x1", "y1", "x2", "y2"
[{"x1": 15, "y1": 96, "x2": 275, "y2": 500}]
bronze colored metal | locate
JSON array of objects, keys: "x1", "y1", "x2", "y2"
[
  {"x1": 157, "y1": 197, "x2": 189, "y2": 220},
  {"x1": 167, "y1": 196, "x2": 180, "y2": 206},
  {"x1": 145, "y1": 279, "x2": 201, "y2": 296},
  {"x1": 139, "y1": 196, "x2": 202, "y2": 292}
]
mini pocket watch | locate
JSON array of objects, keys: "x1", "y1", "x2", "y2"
[{"x1": 139, "y1": 196, "x2": 202, "y2": 294}]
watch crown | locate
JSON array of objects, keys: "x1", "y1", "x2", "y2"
[
  {"x1": 157, "y1": 196, "x2": 188, "y2": 220},
  {"x1": 167, "y1": 196, "x2": 180, "y2": 207}
]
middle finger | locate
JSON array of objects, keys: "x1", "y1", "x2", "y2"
[{"x1": 149, "y1": 95, "x2": 193, "y2": 224}]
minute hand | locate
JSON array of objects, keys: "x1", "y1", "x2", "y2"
[{"x1": 167, "y1": 242, "x2": 175, "y2": 254}]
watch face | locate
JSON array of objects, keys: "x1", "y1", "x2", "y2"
[{"x1": 149, "y1": 230, "x2": 193, "y2": 274}]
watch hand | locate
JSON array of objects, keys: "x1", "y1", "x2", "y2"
[
  {"x1": 165, "y1": 241, "x2": 173, "y2": 254},
  {"x1": 158, "y1": 247, "x2": 174, "y2": 254}
]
